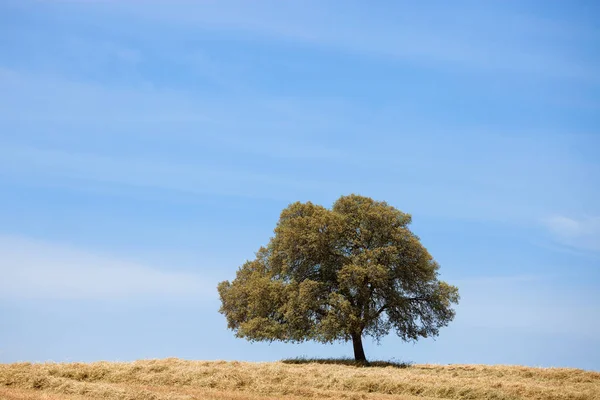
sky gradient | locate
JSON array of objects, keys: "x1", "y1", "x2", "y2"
[{"x1": 1, "y1": 1, "x2": 599, "y2": 371}]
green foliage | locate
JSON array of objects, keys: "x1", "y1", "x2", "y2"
[{"x1": 218, "y1": 194, "x2": 459, "y2": 357}]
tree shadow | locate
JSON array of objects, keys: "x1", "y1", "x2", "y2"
[{"x1": 280, "y1": 357, "x2": 413, "y2": 368}]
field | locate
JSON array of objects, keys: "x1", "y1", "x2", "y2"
[{"x1": 1, "y1": 358, "x2": 598, "y2": 400}]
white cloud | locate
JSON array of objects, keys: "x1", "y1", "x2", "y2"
[
  {"x1": 0, "y1": 66, "x2": 596, "y2": 222},
  {"x1": 0, "y1": 67, "x2": 211, "y2": 123},
  {"x1": 543, "y1": 215, "x2": 600, "y2": 252},
  {"x1": 0, "y1": 67, "x2": 347, "y2": 160},
  {"x1": 453, "y1": 274, "x2": 600, "y2": 338},
  {"x1": 0, "y1": 234, "x2": 215, "y2": 300},
  {"x1": 0, "y1": 144, "x2": 342, "y2": 201},
  {"x1": 62, "y1": 0, "x2": 598, "y2": 81}
]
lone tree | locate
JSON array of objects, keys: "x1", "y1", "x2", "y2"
[{"x1": 218, "y1": 194, "x2": 459, "y2": 362}]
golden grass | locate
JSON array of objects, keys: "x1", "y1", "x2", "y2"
[{"x1": 1, "y1": 358, "x2": 598, "y2": 400}]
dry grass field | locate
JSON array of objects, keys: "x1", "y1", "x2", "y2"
[{"x1": 1, "y1": 358, "x2": 598, "y2": 400}]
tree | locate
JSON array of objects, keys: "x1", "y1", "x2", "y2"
[{"x1": 218, "y1": 194, "x2": 459, "y2": 362}]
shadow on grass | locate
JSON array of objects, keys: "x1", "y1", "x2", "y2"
[{"x1": 281, "y1": 357, "x2": 413, "y2": 368}]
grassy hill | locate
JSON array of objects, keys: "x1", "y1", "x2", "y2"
[{"x1": 1, "y1": 358, "x2": 598, "y2": 400}]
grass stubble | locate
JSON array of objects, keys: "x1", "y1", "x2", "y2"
[{"x1": 1, "y1": 358, "x2": 598, "y2": 400}]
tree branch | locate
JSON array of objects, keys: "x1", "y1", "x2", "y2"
[
  {"x1": 407, "y1": 296, "x2": 429, "y2": 302},
  {"x1": 375, "y1": 304, "x2": 387, "y2": 317}
]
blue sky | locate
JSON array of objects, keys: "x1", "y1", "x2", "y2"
[{"x1": 1, "y1": 0, "x2": 599, "y2": 370}]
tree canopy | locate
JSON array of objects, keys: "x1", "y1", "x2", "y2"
[{"x1": 218, "y1": 194, "x2": 459, "y2": 361}]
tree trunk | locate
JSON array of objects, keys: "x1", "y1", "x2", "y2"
[{"x1": 351, "y1": 332, "x2": 367, "y2": 362}]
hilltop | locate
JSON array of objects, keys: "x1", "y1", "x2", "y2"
[{"x1": 1, "y1": 358, "x2": 598, "y2": 400}]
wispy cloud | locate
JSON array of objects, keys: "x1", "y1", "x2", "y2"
[
  {"x1": 0, "y1": 234, "x2": 214, "y2": 300},
  {"x1": 0, "y1": 67, "x2": 210, "y2": 123},
  {"x1": 0, "y1": 67, "x2": 347, "y2": 160},
  {"x1": 64, "y1": 0, "x2": 599, "y2": 81},
  {"x1": 0, "y1": 68, "x2": 595, "y2": 220},
  {"x1": 542, "y1": 215, "x2": 600, "y2": 252},
  {"x1": 454, "y1": 273, "x2": 600, "y2": 337},
  {"x1": 0, "y1": 145, "x2": 343, "y2": 201}
]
